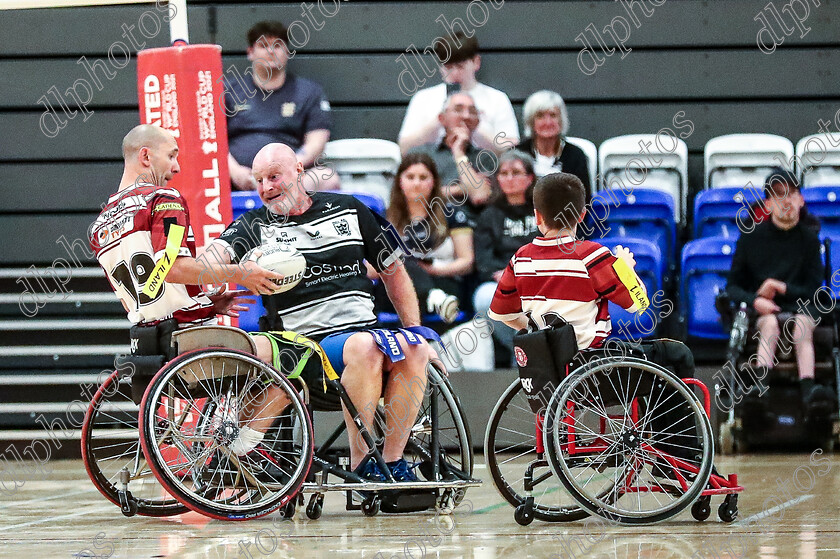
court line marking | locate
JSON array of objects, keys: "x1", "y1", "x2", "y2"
[
  {"x1": 1, "y1": 487, "x2": 92, "y2": 506},
  {"x1": 0, "y1": 504, "x2": 114, "y2": 532},
  {"x1": 737, "y1": 494, "x2": 814, "y2": 525}
]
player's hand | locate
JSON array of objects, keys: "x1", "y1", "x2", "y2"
[
  {"x1": 753, "y1": 296, "x2": 781, "y2": 316},
  {"x1": 239, "y1": 259, "x2": 284, "y2": 296},
  {"x1": 209, "y1": 286, "x2": 256, "y2": 318},
  {"x1": 613, "y1": 245, "x2": 637, "y2": 268}
]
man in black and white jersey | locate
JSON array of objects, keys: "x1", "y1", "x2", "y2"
[{"x1": 210, "y1": 143, "x2": 437, "y2": 482}]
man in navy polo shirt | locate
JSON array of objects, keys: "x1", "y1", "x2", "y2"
[{"x1": 225, "y1": 20, "x2": 338, "y2": 191}]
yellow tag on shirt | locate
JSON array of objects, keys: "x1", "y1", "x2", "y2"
[
  {"x1": 613, "y1": 257, "x2": 650, "y2": 312},
  {"x1": 141, "y1": 224, "x2": 185, "y2": 297}
]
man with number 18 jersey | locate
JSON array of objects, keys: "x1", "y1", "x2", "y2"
[{"x1": 90, "y1": 183, "x2": 216, "y2": 327}]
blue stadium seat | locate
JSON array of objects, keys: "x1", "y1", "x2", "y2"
[
  {"x1": 342, "y1": 191, "x2": 387, "y2": 217},
  {"x1": 803, "y1": 186, "x2": 840, "y2": 240},
  {"x1": 586, "y1": 189, "x2": 677, "y2": 270},
  {"x1": 231, "y1": 191, "x2": 262, "y2": 220},
  {"x1": 599, "y1": 238, "x2": 663, "y2": 341},
  {"x1": 681, "y1": 237, "x2": 738, "y2": 339},
  {"x1": 229, "y1": 191, "x2": 264, "y2": 331},
  {"x1": 693, "y1": 187, "x2": 753, "y2": 239}
]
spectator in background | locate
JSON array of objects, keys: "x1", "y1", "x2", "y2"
[
  {"x1": 225, "y1": 20, "x2": 338, "y2": 191},
  {"x1": 518, "y1": 90, "x2": 591, "y2": 204},
  {"x1": 408, "y1": 92, "x2": 492, "y2": 210},
  {"x1": 726, "y1": 168, "x2": 828, "y2": 405},
  {"x1": 472, "y1": 151, "x2": 540, "y2": 364},
  {"x1": 398, "y1": 32, "x2": 519, "y2": 154},
  {"x1": 381, "y1": 153, "x2": 475, "y2": 323}
]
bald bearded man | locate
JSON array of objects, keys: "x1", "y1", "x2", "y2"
[{"x1": 210, "y1": 143, "x2": 438, "y2": 484}]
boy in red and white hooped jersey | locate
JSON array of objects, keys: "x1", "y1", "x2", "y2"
[{"x1": 489, "y1": 172, "x2": 649, "y2": 351}]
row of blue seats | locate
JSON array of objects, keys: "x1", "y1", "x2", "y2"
[{"x1": 230, "y1": 190, "x2": 840, "y2": 340}]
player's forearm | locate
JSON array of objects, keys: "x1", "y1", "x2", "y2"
[{"x1": 380, "y1": 262, "x2": 421, "y2": 327}]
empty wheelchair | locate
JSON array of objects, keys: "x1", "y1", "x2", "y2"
[{"x1": 485, "y1": 322, "x2": 743, "y2": 526}]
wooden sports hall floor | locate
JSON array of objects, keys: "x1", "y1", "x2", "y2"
[{"x1": 1, "y1": 454, "x2": 838, "y2": 558}]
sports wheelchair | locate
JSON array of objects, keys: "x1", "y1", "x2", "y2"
[
  {"x1": 485, "y1": 321, "x2": 743, "y2": 526},
  {"x1": 82, "y1": 323, "x2": 480, "y2": 520}
]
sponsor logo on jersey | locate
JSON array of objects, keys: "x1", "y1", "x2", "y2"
[
  {"x1": 152, "y1": 202, "x2": 185, "y2": 213},
  {"x1": 306, "y1": 230, "x2": 322, "y2": 239}
]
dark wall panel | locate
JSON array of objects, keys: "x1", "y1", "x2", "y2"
[
  {"x1": 0, "y1": 214, "x2": 98, "y2": 265},
  {"x1": 3, "y1": 101, "x2": 837, "y2": 163},
  {"x1": 4, "y1": 1, "x2": 840, "y2": 56},
  {"x1": 0, "y1": 163, "x2": 122, "y2": 213},
  {"x1": 6, "y1": 49, "x2": 840, "y2": 109}
]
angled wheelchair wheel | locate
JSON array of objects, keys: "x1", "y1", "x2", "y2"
[
  {"x1": 374, "y1": 364, "x2": 473, "y2": 506},
  {"x1": 138, "y1": 349, "x2": 313, "y2": 521},
  {"x1": 82, "y1": 370, "x2": 187, "y2": 517},
  {"x1": 484, "y1": 379, "x2": 589, "y2": 523},
  {"x1": 545, "y1": 356, "x2": 714, "y2": 524}
]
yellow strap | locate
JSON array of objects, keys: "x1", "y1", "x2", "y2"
[
  {"x1": 142, "y1": 224, "x2": 185, "y2": 297},
  {"x1": 612, "y1": 257, "x2": 650, "y2": 312},
  {"x1": 274, "y1": 331, "x2": 339, "y2": 392}
]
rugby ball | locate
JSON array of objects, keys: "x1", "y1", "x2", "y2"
[{"x1": 243, "y1": 243, "x2": 306, "y2": 294}]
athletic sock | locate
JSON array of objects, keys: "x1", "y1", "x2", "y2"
[{"x1": 230, "y1": 426, "x2": 265, "y2": 456}]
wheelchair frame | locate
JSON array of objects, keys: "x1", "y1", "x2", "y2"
[
  {"x1": 83, "y1": 325, "x2": 480, "y2": 520},
  {"x1": 486, "y1": 347, "x2": 743, "y2": 526}
]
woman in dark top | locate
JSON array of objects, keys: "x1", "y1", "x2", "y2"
[
  {"x1": 518, "y1": 90, "x2": 591, "y2": 205},
  {"x1": 383, "y1": 153, "x2": 475, "y2": 323},
  {"x1": 473, "y1": 150, "x2": 540, "y2": 359}
]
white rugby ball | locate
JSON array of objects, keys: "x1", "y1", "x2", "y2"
[{"x1": 244, "y1": 243, "x2": 306, "y2": 294}]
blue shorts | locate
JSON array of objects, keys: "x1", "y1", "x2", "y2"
[
  {"x1": 319, "y1": 330, "x2": 358, "y2": 376},
  {"x1": 319, "y1": 327, "x2": 439, "y2": 376}
]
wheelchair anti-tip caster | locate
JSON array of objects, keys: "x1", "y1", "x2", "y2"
[
  {"x1": 514, "y1": 497, "x2": 535, "y2": 526},
  {"x1": 691, "y1": 496, "x2": 711, "y2": 521},
  {"x1": 118, "y1": 490, "x2": 138, "y2": 517},
  {"x1": 361, "y1": 495, "x2": 381, "y2": 517},
  {"x1": 281, "y1": 501, "x2": 296, "y2": 519},
  {"x1": 718, "y1": 494, "x2": 738, "y2": 522},
  {"x1": 306, "y1": 494, "x2": 324, "y2": 520}
]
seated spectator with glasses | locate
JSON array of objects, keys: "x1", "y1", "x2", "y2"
[
  {"x1": 472, "y1": 150, "x2": 540, "y2": 365},
  {"x1": 398, "y1": 31, "x2": 519, "y2": 155},
  {"x1": 408, "y1": 92, "x2": 492, "y2": 211}
]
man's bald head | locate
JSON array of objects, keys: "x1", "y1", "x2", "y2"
[
  {"x1": 252, "y1": 143, "x2": 299, "y2": 173},
  {"x1": 122, "y1": 125, "x2": 175, "y2": 161}
]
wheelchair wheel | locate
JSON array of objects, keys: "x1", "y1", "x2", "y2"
[
  {"x1": 545, "y1": 356, "x2": 714, "y2": 524},
  {"x1": 81, "y1": 370, "x2": 187, "y2": 517},
  {"x1": 375, "y1": 363, "x2": 473, "y2": 505},
  {"x1": 138, "y1": 349, "x2": 313, "y2": 521},
  {"x1": 484, "y1": 379, "x2": 589, "y2": 523}
]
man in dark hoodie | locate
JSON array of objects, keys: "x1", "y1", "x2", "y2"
[{"x1": 726, "y1": 168, "x2": 827, "y2": 404}]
